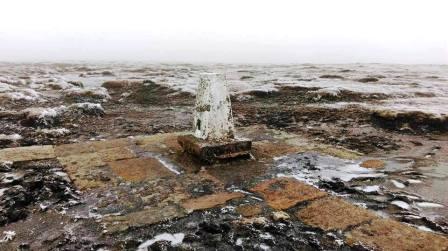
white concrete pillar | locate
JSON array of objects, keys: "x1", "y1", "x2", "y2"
[{"x1": 193, "y1": 73, "x2": 235, "y2": 141}]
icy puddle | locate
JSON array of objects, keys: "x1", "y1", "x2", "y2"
[
  {"x1": 275, "y1": 153, "x2": 384, "y2": 183},
  {"x1": 273, "y1": 152, "x2": 448, "y2": 234}
]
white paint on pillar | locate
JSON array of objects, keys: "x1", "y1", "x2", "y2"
[{"x1": 193, "y1": 73, "x2": 235, "y2": 141}]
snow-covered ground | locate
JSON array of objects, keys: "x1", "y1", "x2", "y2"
[{"x1": 1, "y1": 62, "x2": 447, "y2": 115}]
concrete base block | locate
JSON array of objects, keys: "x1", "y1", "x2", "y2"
[{"x1": 177, "y1": 134, "x2": 252, "y2": 164}]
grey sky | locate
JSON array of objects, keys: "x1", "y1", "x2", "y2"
[{"x1": 0, "y1": 0, "x2": 447, "y2": 64}]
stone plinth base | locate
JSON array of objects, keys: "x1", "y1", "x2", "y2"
[{"x1": 177, "y1": 134, "x2": 252, "y2": 164}]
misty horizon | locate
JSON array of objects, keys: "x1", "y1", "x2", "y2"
[{"x1": 1, "y1": 0, "x2": 447, "y2": 64}]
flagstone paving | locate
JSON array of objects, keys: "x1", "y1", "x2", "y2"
[
  {"x1": 0, "y1": 130, "x2": 447, "y2": 250},
  {"x1": 108, "y1": 157, "x2": 174, "y2": 182},
  {"x1": 181, "y1": 192, "x2": 244, "y2": 213},
  {"x1": 0, "y1": 145, "x2": 55, "y2": 162},
  {"x1": 54, "y1": 141, "x2": 96, "y2": 157},
  {"x1": 103, "y1": 204, "x2": 187, "y2": 233},
  {"x1": 296, "y1": 196, "x2": 377, "y2": 231},
  {"x1": 250, "y1": 177, "x2": 328, "y2": 210},
  {"x1": 346, "y1": 219, "x2": 448, "y2": 251}
]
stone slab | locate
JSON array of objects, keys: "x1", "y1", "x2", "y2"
[
  {"x1": 103, "y1": 204, "x2": 186, "y2": 233},
  {"x1": 54, "y1": 142, "x2": 95, "y2": 157},
  {"x1": 89, "y1": 138, "x2": 133, "y2": 151},
  {"x1": 236, "y1": 204, "x2": 263, "y2": 217},
  {"x1": 0, "y1": 145, "x2": 55, "y2": 162},
  {"x1": 98, "y1": 146, "x2": 136, "y2": 162},
  {"x1": 360, "y1": 159, "x2": 385, "y2": 169},
  {"x1": 252, "y1": 141, "x2": 302, "y2": 159},
  {"x1": 296, "y1": 196, "x2": 377, "y2": 231},
  {"x1": 250, "y1": 177, "x2": 327, "y2": 210},
  {"x1": 58, "y1": 152, "x2": 110, "y2": 189},
  {"x1": 346, "y1": 218, "x2": 448, "y2": 251},
  {"x1": 134, "y1": 133, "x2": 185, "y2": 152},
  {"x1": 134, "y1": 133, "x2": 180, "y2": 146},
  {"x1": 108, "y1": 157, "x2": 175, "y2": 182},
  {"x1": 204, "y1": 160, "x2": 269, "y2": 186},
  {"x1": 181, "y1": 192, "x2": 244, "y2": 212},
  {"x1": 177, "y1": 134, "x2": 251, "y2": 163},
  {"x1": 58, "y1": 152, "x2": 105, "y2": 171}
]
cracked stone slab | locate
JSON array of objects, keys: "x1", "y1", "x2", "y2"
[
  {"x1": 58, "y1": 152, "x2": 105, "y2": 171},
  {"x1": 134, "y1": 133, "x2": 178, "y2": 146},
  {"x1": 54, "y1": 139, "x2": 135, "y2": 158},
  {"x1": 135, "y1": 133, "x2": 186, "y2": 153},
  {"x1": 58, "y1": 152, "x2": 111, "y2": 189},
  {"x1": 102, "y1": 204, "x2": 186, "y2": 233},
  {"x1": 108, "y1": 157, "x2": 175, "y2": 182},
  {"x1": 250, "y1": 177, "x2": 327, "y2": 210},
  {"x1": 89, "y1": 138, "x2": 134, "y2": 151},
  {"x1": 252, "y1": 141, "x2": 303, "y2": 159},
  {"x1": 0, "y1": 145, "x2": 55, "y2": 162},
  {"x1": 54, "y1": 142, "x2": 95, "y2": 157},
  {"x1": 181, "y1": 192, "x2": 244, "y2": 212},
  {"x1": 296, "y1": 196, "x2": 377, "y2": 231},
  {"x1": 98, "y1": 146, "x2": 136, "y2": 162},
  {"x1": 346, "y1": 218, "x2": 448, "y2": 251}
]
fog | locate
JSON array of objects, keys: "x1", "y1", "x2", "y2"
[{"x1": 0, "y1": 0, "x2": 447, "y2": 64}]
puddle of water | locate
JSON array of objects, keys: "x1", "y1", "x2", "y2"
[
  {"x1": 274, "y1": 153, "x2": 383, "y2": 184},
  {"x1": 140, "y1": 151, "x2": 182, "y2": 175}
]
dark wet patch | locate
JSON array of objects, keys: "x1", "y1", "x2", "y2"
[
  {"x1": 357, "y1": 77, "x2": 379, "y2": 83},
  {"x1": 372, "y1": 110, "x2": 448, "y2": 133},
  {"x1": 319, "y1": 75, "x2": 345, "y2": 79},
  {"x1": 112, "y1": 207, "x2": 351, "y2": 251},
  {"x1": 323, "y1": 134, "x2": 400, "y2": 154},
  {"x1": 0, "y1": 159, "x2": 79, "y2": 226},
  {"x1": 128, "y1": 82, "x2": 193, "y2": 106}
]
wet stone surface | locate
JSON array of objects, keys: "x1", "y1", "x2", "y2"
[{"x1": 0, "y1": 129, "x2": 447, "y2": 250}]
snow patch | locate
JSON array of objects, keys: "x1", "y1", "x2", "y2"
[
  {"x1": 0, "y1": 231, "x2": 16, "y2": 243},
  {"x1": 391, "y1": 180, "x2": 406, "y2": 189},
  {"x1": 391, "y1": 200, "x2": 410, "y2": 210},
  {"x1": 38, "y1": 128, "x2": 71, "y2": 136},
  {"x1": 6, "y1": 88, "x2": 42, "y2": 101},
  {"x1": 63, "y1": 87, "x2": 110, "y2": 100},
  {"x1": 22, "y1": 106, "x2": 67, "y2": 126},
  {"x1": 0, "y1": 83, "x2": 14, "y2": 92},
  {"x1": 355, "y1": 185, "x2": 380, "y2": 193},
  {"x1": 68, "y1": 102, "x2": 105, "y2": 115},
  {"x1": 0, "y1": 133, "x2": 22, "y2": 141},
  {"x1": 407, "y1": 179, "x2": 422, "y2": 184},
  {"x1": 311, "y1": 86, "x2": 347, "y2": 97},
  {"x1": 416, "y1": 202, "x2": 444, "y2": 208},
  {"x1": 137, "y1": 233, "x2": 185, "y2": 251},
  {"x1": 417, "y1": 226, "x2": 434, "y2": 232}
]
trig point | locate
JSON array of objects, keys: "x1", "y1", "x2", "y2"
[{"x1": 178, "y1": 73, "x2": 252, "y2": 163}]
